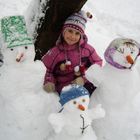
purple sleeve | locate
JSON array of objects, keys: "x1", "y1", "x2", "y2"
[
  {"x1": 41, "y1": 48, "x2": 58, "y2": 85},
  {"x1": 90, "y1": 49, "x2": 103, "y2": 66},
  {"x1": 43, "y1": 69, "x2": 56, "y2": 85},
  {"x1": 88, "y1": 45, "x2": 103, "y2": 66}
]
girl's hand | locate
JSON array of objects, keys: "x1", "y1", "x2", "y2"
[
  {"x1": 43, "y1": 82, "x2": 55, "y2": 93},
  {"x1": 72, "y1": 77, "x2": 84, "y2": 86}
]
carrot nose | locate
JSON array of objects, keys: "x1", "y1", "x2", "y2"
[
  {"x1": 16, "y1": 53, "x2": 24, "y2": 62},
  {"x1": 78, "y1": 104, "x2": 85, "y2": 111},
  {"x1": 126, "y1": 55, "x2": 134, "y2": 64}
]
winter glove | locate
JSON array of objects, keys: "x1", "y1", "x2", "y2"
[
  {"x1": 72, "y1": 77, "x2": 84, "y2": 86},
  {"x1": 43, "y1": 82, "x2": 55, "y2": 93}
]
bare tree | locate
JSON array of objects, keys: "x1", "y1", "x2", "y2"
[{"x1": 34, "y1": 0, "x2": 87, "y2": 60}]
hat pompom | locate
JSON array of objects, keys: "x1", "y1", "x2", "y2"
[{"x1": 86, "y1": 12, "x2": 93, "y2": 19}]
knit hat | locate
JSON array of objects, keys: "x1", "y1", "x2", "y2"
[
  {"x1": 59, "y1": 84, "x2": 89, "y2": 106},
  {"x1": 63, "y1": 10, "x2": 92, "y2": 34}
]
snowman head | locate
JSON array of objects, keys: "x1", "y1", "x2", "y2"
[
  {"x1": 2, "y1": 45, "x2": 35, "y2": 65},
  {"x1": 104, "y1": 38, "x2": 140, "y2": 69},
  {"x1": 59, "y1": 84, "x2": 90, "y2": 112},
  {"x1": 1, "y1": 15, "x2": 35, "y2": 65}
]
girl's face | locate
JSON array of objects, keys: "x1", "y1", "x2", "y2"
[{"x1": 63, "y1": 27, "x2": 81, "y2": 45}]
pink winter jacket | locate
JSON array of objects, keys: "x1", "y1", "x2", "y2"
[{"x1": 42, "y1": 39, "x2": 102, "y2": 93}]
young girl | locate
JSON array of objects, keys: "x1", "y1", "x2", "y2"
[{"x1": 42, "y1": 10, "x2": 103, "y2": 95}]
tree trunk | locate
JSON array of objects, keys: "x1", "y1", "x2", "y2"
[{"x1": 34, "y1": 0, "x2": 87, "y2": 60}]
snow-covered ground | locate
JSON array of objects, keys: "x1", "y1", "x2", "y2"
[
  {"x1": 83, "y1": 0, "x2": 140, "y2": 59},
  {"x1": 0, "y1": 0, "x2": 140, "y2": 140}
]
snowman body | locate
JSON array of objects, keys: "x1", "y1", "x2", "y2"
[
  {"x1": 62, "y1": 111, "x2": 92, "y2": 136},
  {"x1": 50, "y1": 112, "x2": 96, "y2": 140},
  {"x1": 48, "y1": 85, "x2": 105, "y2": 140},
  {"x1": 0, "y1": 39, "x2": 59, "y2": 140},
  {"x1": 0, "y1": 3, "x2": 60, "y2": 139},
  {"x1": 93, "y1": 63, "x2": 140, "y2": 109},
  {"x1": 86, "y1": 38, "x2": 140, "y2": 140}
]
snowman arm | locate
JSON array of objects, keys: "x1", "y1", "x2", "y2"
[
  {"x1": 88, "y1": 104, "x2": 105, "y2": 120},
  {"x1": 85, "y1": 64, "x2": 103, "y2": 87},
  {"x1": 48, "y1": 113, "x2": 65, "y2": 133}
]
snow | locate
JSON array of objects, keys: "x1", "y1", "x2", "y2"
[
  {"x1": 0, "y1": 0, "x2": 140, "y2": 140},
  {"x1": 83, "y1": 0, "x2": 140, "y2": 60}
]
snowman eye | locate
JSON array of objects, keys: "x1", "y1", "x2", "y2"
[
  {"x1": 73, "y1": 101, "x2": 77, "y2": 104},
  {"x1": 10, "y1": 48, "x2": 14, "y2": 51},
  {"x1": 25, "y1": 46, "x2": 28, "y2": 49},
  {"x1": 130, "y1": 48, "x2": 135, "y2": 54},
  {"x1": 82, "y1": 99, "x2": 86, "y2": 102}
]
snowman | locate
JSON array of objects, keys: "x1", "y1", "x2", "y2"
[
  {"x1": 47, "y1": 84, "x2": 105, "y2": 140},
  {"x1": 85, "y1": 38, "x2": 140, "y2": 140},
  {"x1": 0, "y1": 15, "x2": 59, "y2": 140},
  {"x1": 0, "y1": 0, "x2": 33, "y2": 60}
]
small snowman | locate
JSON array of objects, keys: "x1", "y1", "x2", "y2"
[
  {"x1": 85, "y1": 38, "x2": 140, "y2": 140},
  {"x1": 47, "y1": 84, "x2": 105, "y2": 140}
]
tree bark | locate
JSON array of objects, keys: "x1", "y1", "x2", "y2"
[{"x1": 34, "y1": 0, "x2": 87, "y2": 60}]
